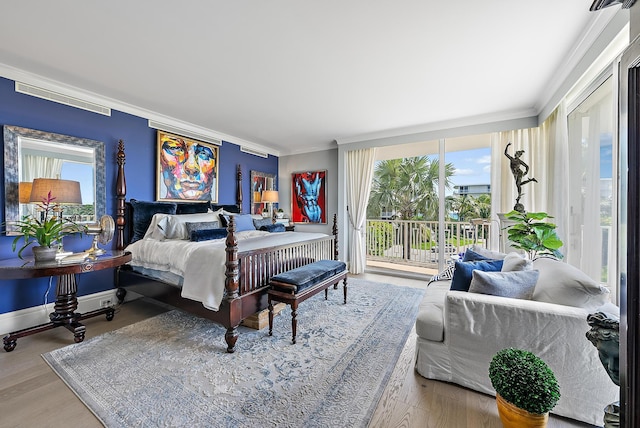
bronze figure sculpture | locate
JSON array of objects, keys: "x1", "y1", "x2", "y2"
[
  {"x1": 586, "y1": 310, "x2": 620, "y2": 428},
  {"x1": 504, "y1": 142, "x2": 537, "y2": 212}
]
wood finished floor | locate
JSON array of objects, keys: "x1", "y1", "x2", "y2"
[{"x1": 0, "y1": 272, "x2": 595, "y2": 428}]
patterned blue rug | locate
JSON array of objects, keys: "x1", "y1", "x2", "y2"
[{"x1": 42, "y1": 278, "x2": 425, "y2": 427}]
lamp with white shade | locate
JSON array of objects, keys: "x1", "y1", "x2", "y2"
[{"x1": 261, "y1": 190, "x2": 278, "y2": 220}]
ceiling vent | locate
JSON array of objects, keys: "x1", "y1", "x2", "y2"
[
  {"x1": 15, "y1": 82, "x2": 111, "y2": 116},
  {"x1": 148, "y1": 120, "x2": 222, "y2": 146},
  {"x1": 240, "y1": 146, "x2": 269, "y2": 158}
]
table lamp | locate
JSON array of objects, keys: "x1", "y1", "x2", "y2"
[
  {"x1": 29, "y1": 178, "x2": 82, "y2": 258},
  {"x1": 261, "y1": 190, "x2": 279, "y2": 220}
]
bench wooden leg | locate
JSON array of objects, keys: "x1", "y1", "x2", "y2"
[
  {"x1": 343, "y1": 277, "x2": 348, "y2": 304},
  {"x1": 291, "y1": 303, "x2": 298, "y2": 344},
  {"x1": 268, "y1": 298, "x2": 274, "y2": 337}
]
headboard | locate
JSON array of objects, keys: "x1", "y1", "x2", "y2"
[{"x1": 115, "y1": 140, "x2": 243, "y2": 250}]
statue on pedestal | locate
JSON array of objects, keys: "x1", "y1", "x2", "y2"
[
  {"x1": 586, "y1": 310, "x2": 620, "y2": 428},
  {"x1": 504, "y1": 142, "x2": 537, "y2": 212}
]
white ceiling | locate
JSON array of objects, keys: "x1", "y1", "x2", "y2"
[{"x1": 0, "y1": 1, "x2": 619, "y2": 156}]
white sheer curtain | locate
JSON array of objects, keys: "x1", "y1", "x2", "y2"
[
  {"x1": 22, "y1": 154, "x2": 63, "y2": 182},
  {"x1": 346, "y1": 148, "x2": 376, "y2": 274}
]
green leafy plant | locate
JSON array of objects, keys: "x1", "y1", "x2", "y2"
[
  {"x1": 504, "y1": 210, "x2": 563, "y2": 260},
  {"x1": 489, "y1": 348, "x2": 561, "y2": 415},
  {"x1": 11, "y1": 191, "x2": 85, "y2": 259}
]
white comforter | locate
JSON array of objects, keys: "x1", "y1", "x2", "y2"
[{"x1": 126, "y1": 231, "x2": 328, "y2": 311}]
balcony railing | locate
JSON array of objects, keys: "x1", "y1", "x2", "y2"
[{"x1": 366, "y1": 219, "x2": 492, "y2": 270}]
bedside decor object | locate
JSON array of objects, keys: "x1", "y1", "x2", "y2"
[
  {"x1": 11, "y1": 188, "x2": 85, "y2": 261},
  {"x1": 489, "y1": 348, "x2": 560, "y2": 427},
  {"x1": 292, "y1": 170, "x2": 326, "y2": 224},
  {"x1": 276, "y1": 208, "x2": 285, "y2": 219},
  {"x1": 503, "y1": 210, "x2": 563, "y2": 260},
  {"x1": 261, "y1": 190, "x2": 278, "y2": 219},
  {"x1": 83, "y1": 214, "x2": 115, "y2": 256}
]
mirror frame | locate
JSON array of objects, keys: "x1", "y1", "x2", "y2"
[
  {"x1": 250, "y1": 170, "x2": 275, "y2": 215},
  {"x1": 3, "y1": 125, "x2": 106, "y2": 235}
]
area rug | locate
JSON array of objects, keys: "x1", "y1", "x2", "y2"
[{"x1": 42, "y1": 278, "x2": 425, "y2": 428}]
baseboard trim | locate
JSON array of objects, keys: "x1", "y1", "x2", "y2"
[{"x1": 0, "y1": 290, "x2": 120, "y2": 335}]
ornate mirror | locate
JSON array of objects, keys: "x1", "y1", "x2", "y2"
[
  {"x1": 250, "y1": 170, "x2": 275, "y2": 215},
  {"x1": 3, "y1": 125, "x2": 106, "y2": 235}
]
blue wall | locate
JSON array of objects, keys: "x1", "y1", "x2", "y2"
[{"x1": 0, "y1": 76, "x2": 278, "y2": 314}]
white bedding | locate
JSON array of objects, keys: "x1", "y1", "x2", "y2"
[{"x1": 126, "y1": 231, "x2": 328, "y2": 311}]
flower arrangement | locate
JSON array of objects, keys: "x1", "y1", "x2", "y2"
[
  {"x1": 11, "y1": 191, "x2": 85, "y2": 259},
  {"x1": 489, "y1": 348, "x2": 561, "y2": 416}
]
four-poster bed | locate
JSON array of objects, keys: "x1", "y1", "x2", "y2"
[{"x1": 113, "y1": 141, "x2": 339, "y2": 353}]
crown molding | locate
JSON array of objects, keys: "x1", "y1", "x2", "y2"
[{"x1": 0, "y1": 63, "x2": 281, "y2": 157}]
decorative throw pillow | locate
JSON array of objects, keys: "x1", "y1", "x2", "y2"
[
  {"x1": 463, "y1": 245, "x2": 507, "y2": 261},
  {"x1": 450, "y1": 259, "x2": 504, "y2": 292},
  {"x1": 260, "y1": 223, "x2": 285, "y2": 233},
  {"x1": 156, "y1": 213, "x2": 220, "y2": 240},
  {"x1": 234, "y1": 214, "x2": 257, "y2": 232},
  {"x1": 469, "y1": 270, "x2": 540, "y2": 299},
  {"x1": 185, "y1": 221, "x2": 220, "y2": 237},
  {"x1": 253, "y1": 218, "x2": 274, "y2": 229},
  {"x1": 532, "y1": 257, "x2": 610, "y2": 310},
  {"x1": 130, "y1": 199, "x2": 177, "y2": 243},
  {"x1": 427, "y1": 263, "x2": 456, "y2": 285},
  {"x1": 176, "y1": 201, "x2": 210, "y2": 214},
  {"x1": 501, "y1": 252, "x2": 533, "y2": 272},
  {"x1": 190, "y1": 227, "x2": 228, "y2": 242}
]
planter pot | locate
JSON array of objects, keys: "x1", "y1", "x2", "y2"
[
  {"x1": 496, "y1": 393, "x2": 548, "y2": 428},
  {"x1": 32, "y1": 246, "x2": 58, "y2": 263}
]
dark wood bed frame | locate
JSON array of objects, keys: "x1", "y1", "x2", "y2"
[{"x1": 113, "y1": 140, "x2": 339, "y2": 353}]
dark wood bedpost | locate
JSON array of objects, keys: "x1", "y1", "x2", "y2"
[
  {"x1": 236, "y1": 164, "x2": 243, "y2": 212},
  {"x1": 224, "y1": 216, "x2": 240, "y2": 352},
  {"x1": 115, "y1": 140, "x2": 126, "y2": 251},
  {"x1": 332, "y1": 213, "x2": 339, "y2": 260}
]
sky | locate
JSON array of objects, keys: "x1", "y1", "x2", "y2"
[{"x1": 61, "y1": 161, "x2": 94, "y2": 205}]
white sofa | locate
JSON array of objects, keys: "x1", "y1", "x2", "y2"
[{"x1": 415, "y1": 254, "x2": 619, "y2": 426}]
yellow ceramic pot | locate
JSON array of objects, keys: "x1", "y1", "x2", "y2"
[{"x1": 496, "y1": 393, "x2": 549, "y2": 428}]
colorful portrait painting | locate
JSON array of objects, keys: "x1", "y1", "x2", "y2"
[
  {"x1": 291, "y1": 170, "x2": 326, "y2": 224},
  {"x1": 156, "y1": 131, "x2": 219, "y2": 202}
]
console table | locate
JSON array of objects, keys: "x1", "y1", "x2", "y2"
[{"x1": 0, "y1": 250, "x2": 131, "y2": 352}]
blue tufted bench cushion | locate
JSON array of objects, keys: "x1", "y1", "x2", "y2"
[{"x1": 270, "y1": 260, "x2": 347, "y2": 293}]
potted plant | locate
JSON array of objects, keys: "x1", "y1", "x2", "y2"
[
  {"x1": 503, "y1": 210, "x2": 563, "y2": 260},
  {"x1": 276, "y1": 208, "x2": 285, "y2": 219},
  {"x1": 489, "y1": 348, "x2": 561, "y2": 428},
  {"x1": 11, "y1": 191, "x2": 85, "y2": 261}
]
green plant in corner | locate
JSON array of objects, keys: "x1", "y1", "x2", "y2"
[
  {"x1": 489, "y1": 348, "x2": 561, "y2": 419},
  {"x1": 504, "y1": 210, "x2": 563, "y2": 260},
  {"x1": 11, "y1": 191, "x2": 85, "y2": 259}
]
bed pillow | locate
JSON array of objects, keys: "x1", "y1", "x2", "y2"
[
  {"x1": 176, "y1": 201, "x2": 210, "y2": 214},
  {"x1": 253, "y1": 218, "x2": 274, "y2": 229},
  {"x1": 450, "y1": 259, "x2": 504, "y2": 292},
  {"x1": 260, "y1": 223, "x2": 285, "y2": 233},
  {"x1": 501, "y1": 252, "x2": 533, "y2": 272},
  {"x1": 190, "y1": 227, "x2": 228, "y2": 242},
  {"x1": 130, "y1": 200, "x2": 177, "y2": 243},
  {"x1": 462, "y1": 246, "x2": 507, "y2": 261},
  {"x1": 469, "y1": 270, "x2": 539, "y2": 299},
  {"x1": 234, "y1": 214, "x2": 257, "y2": 232},
  {"x1": 532, "y1": 257, "x2": 610, "y2": 310},
  {"x1": 157, "y1": 212, "x2": 220, "y2": 240},
  {"x1": 185, "y1": 221, "x2": 220, "y2": 237}
]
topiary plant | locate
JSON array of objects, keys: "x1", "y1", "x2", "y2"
[{"x1": 489, "y1": 348, "x2": 561, "y2": 415}]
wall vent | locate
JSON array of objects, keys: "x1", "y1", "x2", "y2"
[
  {"x1": 148, "y1": 120, "x2": 222, "y2": 146},
  {"x1": 240, "y1": 146, "x2": 269, "y2": 158},
  {"x1": 15, "y1": 82, "x2": 111, "y2": 116}
]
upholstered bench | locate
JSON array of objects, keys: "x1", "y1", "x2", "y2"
[{"x1": 268, "y1": 260, "x2": 347, "y2": 344}]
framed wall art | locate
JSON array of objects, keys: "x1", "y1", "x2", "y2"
[
  {"x1": 156, "y1": 130, "x2": 219, "y2": 202},
  {"x1": 291, "y1": 170, "x2": 326, "y2": 224},
  {"x1": 250, "y1": 170, "x2": 275, "y2": 215}
]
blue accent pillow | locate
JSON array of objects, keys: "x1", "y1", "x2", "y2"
[
  {"x1": 176, "y1": 202, "x2": 210, "y2": 214},
  {"x1": 234, "y1": 214, "x2": 256, "y2": 232},
  {"x1": 253, "y1": 217, "x2": 274, "y2": 229},
  {"x1": 462, "y1": 248, "x2": 492, "y2": 262},
  {"x1": 130, "y1": 199, "x2": 177, "y2": 243},
  {"x1": 218, "y1": 213, "x2": 231, "y2": 228},
  {"x1": 261, "y1": 223, "x2": 285, "y2": 233},
  {"x1": 450, "y1": 259, "x2": 504, "y2": 292},
  {"x1": 190, "y1": 227, "x2": 228, "y2": 242}
]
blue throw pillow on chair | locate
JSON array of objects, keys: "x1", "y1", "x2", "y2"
[{"x1": 450, "y1": 259, "x2": 504, "y2": 292}]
